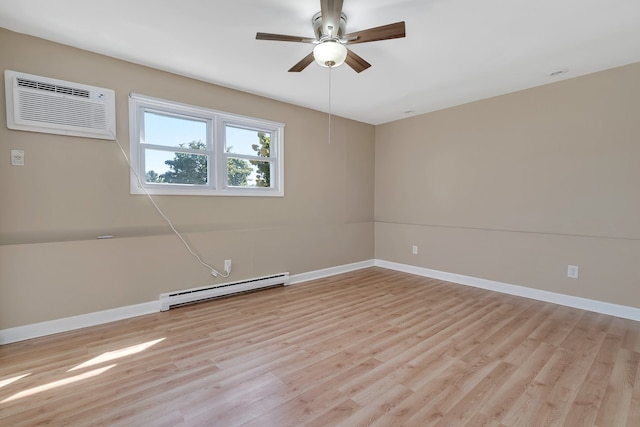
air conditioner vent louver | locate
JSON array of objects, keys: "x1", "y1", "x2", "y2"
[
  {"x1": 5, "y1": 70, "x2": 115, "y2": 140},
  {"x1": 17, "y1": 91, "x2": 108, "y2": 130},
  {"x1": 16, "y1": 77, "x2": 91, "y2": 98}
]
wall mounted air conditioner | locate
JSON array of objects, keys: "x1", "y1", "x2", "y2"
[{"x1": 4, "y1": 70, "x2": 116, "y2": 140}]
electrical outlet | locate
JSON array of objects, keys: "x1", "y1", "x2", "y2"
[
  {"x1": 224, "y1": 259, "x2": 232, "y2": 273},
  {"x1": 412, "y1": 245, "x2": 418, "y2": 255},
  {"x1": 11, "y1": 149, "x2": 24, "y2": 166},
  {"x1": 567, "y1": 265, "x2": 579, "y2": 279}
]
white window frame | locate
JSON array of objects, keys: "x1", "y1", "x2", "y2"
[{"x1": 128, "y1": 93, "x2": 284, "y2": 196}]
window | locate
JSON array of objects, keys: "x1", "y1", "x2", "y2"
[{"x1": 128, "y1": 94, "x2": 284, "y2": 196}]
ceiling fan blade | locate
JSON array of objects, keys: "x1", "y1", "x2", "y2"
[
  {"x1": 320, "y1": 0, "x2": 344, "y2": 38},
  {"x1": 256, "y1": 32, "x2": 315, "y2": 43},
  {"x1": 345, "y1": 48, "x2": 371, "y2": 73},
  {"x1": 344, "y1": 21, "x2": 406, "y2": 44},
  {"x1": 288, "y1": 52, "x2": 315, "y2": 72}
]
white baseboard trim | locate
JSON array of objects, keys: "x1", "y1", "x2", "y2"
[
  {"x1": 0, "y1": 260, "x2": 375, "y2": 345},
  {"x1": 4, "y1": 258, "x2": 637, "y2": 345},
  {"x1": 0, "y1": 301, "x2": 159, "y2": 345},
  {"x1": 375, "y1": 259, "x2": 640, "y2": 322},
  {"x1": 289, "y1": 260, "x2": 375, "y2": 285}
]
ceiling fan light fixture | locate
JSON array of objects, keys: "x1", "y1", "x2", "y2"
[{"x1": 313, "y1": 41, "x2": 347, "y2": 68}]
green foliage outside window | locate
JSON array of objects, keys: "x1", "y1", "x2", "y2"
[
  {"x1": 251, "y1": 132, "x2": 270, "y2": 187},
  {"x1": 146, "y1": 133, "x2": 271, "y2": 187}
]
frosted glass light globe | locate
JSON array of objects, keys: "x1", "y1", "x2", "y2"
[{"x1": 313, "y1": 41, "x2": 347, "y2": 68}]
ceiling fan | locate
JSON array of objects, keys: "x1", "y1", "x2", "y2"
[{"x1": 256, "y1": 0, "x2": 406, "y2": 73}]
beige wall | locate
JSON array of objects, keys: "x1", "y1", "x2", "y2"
[
  {"x1": 2, "y1": 26, "x2": 638, "y2": 330},
  {"x1": 0, "y1": 29, "x2": 375, "y2": 328},
  {"x1": 375, "y1": 62, "x2": 640, "y2": 308}
]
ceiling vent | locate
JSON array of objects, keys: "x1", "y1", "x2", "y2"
[{"x1": 4, "y1": 70, "x2": 116, "y2": 140}]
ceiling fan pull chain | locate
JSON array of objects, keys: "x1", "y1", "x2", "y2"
[{"x1": 328, "y1": 65, "x2": 332, "y2": 144}]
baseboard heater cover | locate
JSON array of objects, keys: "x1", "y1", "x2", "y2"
[{"x1": 159, "y1": 272, "x2": 290, "y2": 311}]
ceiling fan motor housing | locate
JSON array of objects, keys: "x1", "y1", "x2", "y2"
[{"x1": 312, "y1": 11, "x2": 347, "y2": 41}]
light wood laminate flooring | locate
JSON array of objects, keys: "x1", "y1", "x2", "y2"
[{"x1": 1, "y1": 267, "x2": 639, "y2": 426}]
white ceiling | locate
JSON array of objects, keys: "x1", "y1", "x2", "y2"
[{"x1": 1, "y1": 0, "x2": 639, "y2": 125}]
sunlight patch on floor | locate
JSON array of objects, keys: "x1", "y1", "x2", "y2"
[
  {"x1": 0, "y1": 373, "x2": 31, "y2": 389},
  {"x1": 68, "y1": 337, "x2": 166, "y2": 372},
  {"x1": 1, "y1": 364, "x2": 116, "y2": 403}
]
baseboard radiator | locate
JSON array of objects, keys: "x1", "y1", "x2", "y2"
[{"x1": 159, "y1": 272, "x2": 290, "y2": 311}]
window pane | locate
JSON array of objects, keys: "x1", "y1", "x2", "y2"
[
  {"x1": 130, "y1": 94, "x2": 283, "y2": 196},
  {"x1": 227, "y1": 158, "x2": 271, "y2": 188},
  {"x1": 145, "y1": 148, "x2": 208, "y2": 185},
  {"x1": 225, "y1": 126, "x2": 271, "y2": 157},
  {"x1": 144, "y1": 111, "x2": 207, "y2": 149}
]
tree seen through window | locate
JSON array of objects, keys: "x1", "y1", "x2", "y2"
[{"x1": 145, "y1": 133, "x2": 271, "y2": 187}]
